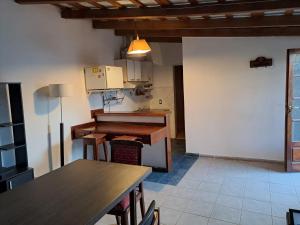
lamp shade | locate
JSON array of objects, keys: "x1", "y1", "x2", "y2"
[
  {"x1": 127, "y1": 36, "x2": 151, "y2": 55},
  {"x1": 48, "y1": 84, "x2": 73, "y2": 97}
]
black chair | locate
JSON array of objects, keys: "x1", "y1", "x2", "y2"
[{"x1": 139, "y1": 200, "x2": 160, "y2": 225}]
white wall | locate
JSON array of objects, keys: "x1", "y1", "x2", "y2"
[
  {"x1": 183, "y1": 37, "x2": 300, "y2": 161},
  {"x1": 150, "y1": 43, "x2": 183, "y2": 138},
  {"x1": 0, "y1": 0, "x2": 124, "y2": 176}
]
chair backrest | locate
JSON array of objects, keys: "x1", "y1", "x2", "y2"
[
  {"x1": 139, "y1": 200, "x2": 156, "y2": 225},
  {"x1": 110, "y1": 140, "x2": 143, "y2": 166}
]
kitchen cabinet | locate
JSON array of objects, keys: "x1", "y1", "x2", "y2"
[
  {"x1": 126, "y1": 60, "x2": 135, "y2": 81},
  {"x1": 141, "y1": 61, "x2": 153, "y2": 82},
  {"x1": 134, "y1": 61, "x2": 142, "y2": 81},
  {"x1": 115, "y1": 59, "x2": 151, "y2": 82}
]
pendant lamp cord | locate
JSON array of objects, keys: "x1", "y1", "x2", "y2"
[{"x1": 134, "y1": 20, "x2": 138, "y2": 40}]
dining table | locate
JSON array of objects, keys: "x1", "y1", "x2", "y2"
[{"x1": 0, "y1": 160, "x2": 151, "y2": 225}]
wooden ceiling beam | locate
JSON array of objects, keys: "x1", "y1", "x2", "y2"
[
  {"x1": 86, "y1": 0, "x2": 105, "y2": 8},
  {"x1": 188, "y1": 0, "x2": 198, "y2": 6},
  {"x1": 105, "y1": 0, "x2": 124, "y2": 8},
  {"x1": 144, "y1": 37, "x2": 182, "y2": 42},
  {"x1": 251, "y1": 11, "x2": 264, "y2": 17},
  {"x1": 59, "y1": 0, "x2": 300, "y2": 20},
  {"x1": 16, "y1": 0, "x2": 88, "y2": 3},
  {"x1": 128, "y1": 0, "x2": 145, "y2": 8},
  {"x1": 154, "y1": 0, "x2": 171, "y2": 6},
  {"x1": 285, "y1": 9, "x2": 294, "y2": 16},
  {"x1": 15, "y1": 0, "x2": 146, "y2": 6},
  {"x1": 115, "y1": 26, "x2": 300, "y2": 37},
  {"x1": 52, "y1": 3, "x2": 66, "y2": 8},
  {"x1": 68, "y1": 2, "x2": 86, "y2": 8},
  {"x1": 93, "y1": 16, "x2": 300, "y2": 30}
]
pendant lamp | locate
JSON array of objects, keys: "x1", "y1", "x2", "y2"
[{"x1": 127, "y1": 34, "x2": 151, "y2": 55}]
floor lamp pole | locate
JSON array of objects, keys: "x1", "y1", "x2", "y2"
[{"x1": 60, "y1": 97, "x2": 64, "y2": 167}]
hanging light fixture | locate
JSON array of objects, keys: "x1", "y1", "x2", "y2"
[{"x1": 127, "y1": 34, "x2": 151, "y2": 55}]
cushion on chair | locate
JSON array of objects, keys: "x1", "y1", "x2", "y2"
[
  {"x1": 114, "y1": 195, "x2": 130, "y2": 211},
  {"x1": 110, "y1": 190, "x2": 142, "y2": 213}
]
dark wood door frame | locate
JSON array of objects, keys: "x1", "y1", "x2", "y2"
[
  {"x1": 173, "y1": 65, "x2": 185, "y2": 139},
  {"x1": 285, "y1": 48, "x2": 300, "y2": 172}
]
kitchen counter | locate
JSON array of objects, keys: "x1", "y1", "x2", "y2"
[
  {"x1": 71, "y1": 109, "x2": 172, "y2": 172},
  {"x1": 94, "y1": 109, "x2": 171, "y2": 117}
]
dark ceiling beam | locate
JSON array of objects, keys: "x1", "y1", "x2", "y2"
[
  {"x1": 146, "y1": 37, "x2": 182, "y2": 43},
  {"x1": 52, "y1": 3, "x2": 66, "y2": 8},
  {"x1": 86, "y1": 0, "x2": 105, "y2": 8},
  {"x1": 251, "y1": 11, "x2": 264, "y2": 17},
  {"x1": 188, "y1": 0, "x2": 198, "y2": 6},
  {"x1": 153, "y1": 0, "x2": 191, "y2": 23},
  {"x1": 154, "y1": 0, "x2": 171, "y2": 6},
  {"x1": 93, "y1": 16, "x2": 300, "y2": 30},
  {"x1": 59, "y1": 0, "x2": 300, "y2": 20},
  {"x1": 128, "y1": 0, "x2": 145, "y2": 8},
  {"x1": 115, "y1": 26, "x2": 300, "y2": 37},
  {"x1": 68, "y1": 2, "x2": 86, "y2": 8},
  {"x1": 105, "y1": 0, "x2": 124, "y2": 8},
  {"x1": 16, "y1": 0, "x2": 85, "y2": 3},
  {"x1": 285, "y1": 9, "x2": 294, "y2": 16}
]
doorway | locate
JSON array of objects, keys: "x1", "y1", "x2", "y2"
[
  {"x1": 285, "y1": 49, "x2": 300, "y2": 172},
  {"x1": 173, "y1": 65, "x2": 185, "y2": 140}
]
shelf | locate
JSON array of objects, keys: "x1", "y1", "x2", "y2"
[
  {"x1": 0, "y1": 166, "x2": 31, "y2": 182},
  {"x1": 0, "y1": 143, "x2": 26, "y2": 151},
  {"x1": 0, "y1": 122, "x2": 24, "y2": 128}
]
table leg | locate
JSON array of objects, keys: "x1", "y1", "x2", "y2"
[
  {"x1": 83, "y1": 144, "x2": 88, "y2": 159},
  {"x1": 103, "y1": 141, "x2": 108, "y2": 162},
  {"x1": 165, "y1": 137, "x2": 172, "y2": 172},
  {"x1": 93, "y1": 144, "x2": 98, "y2": 160},
  {"x1": 129, "y1": 188, "x2": 137, "y2": 225}
]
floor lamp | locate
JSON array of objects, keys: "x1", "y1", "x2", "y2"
[{"x1": 48, "y1": 84, "x2": 73, "y2": 167}]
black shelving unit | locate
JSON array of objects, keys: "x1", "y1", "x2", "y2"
[{"x1": 0, "y1": 83, "x2": 33, "y2": 193}]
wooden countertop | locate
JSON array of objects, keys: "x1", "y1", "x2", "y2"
[
  {"x1": 94, "y1": 123, "x2": 166, "y2": 136},
  {"x1": 95, "y1": 109, "x2": 171, "y2": 117},
  {"x1": 78, "y1": 122, "x2": 167, "y2": 145}
]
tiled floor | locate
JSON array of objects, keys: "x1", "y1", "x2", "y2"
[{"x1": 97, "y1": 157, "x2": 300, "y2": 225}]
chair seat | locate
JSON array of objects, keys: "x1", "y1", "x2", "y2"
[
  {"x1": 83, "y1": 133, "x2": 106, "y2": 140},
  {"x1": 113, "y1": 136, "x2": 138, "y2": 141},
  {"x1": 110, "y1": 190, "x2": 142, "y2": 213}
]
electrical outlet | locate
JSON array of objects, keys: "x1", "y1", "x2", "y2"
[{"x1": 159, "y1": 99, "x2": 162, "y2": 105}]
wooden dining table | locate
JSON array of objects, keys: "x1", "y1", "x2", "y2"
[{"x1": 0, "y1": 160, "x2": 151, "y2": 225}]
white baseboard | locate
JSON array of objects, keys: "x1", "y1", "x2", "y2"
[{"x1": 197, "y1": 154, "x2": 284, "y2": 164}]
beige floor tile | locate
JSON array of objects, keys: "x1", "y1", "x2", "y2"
[
  {"x1": 240, "y1": 211, "x2": 272, "y2": 225},
  {"x1": 176, "y1": 213, "x2": 208, "y2": 225},
  {"x1": 211, "y1": 204, "x2": 241, "y2": 224},
  {"x1": 184, "y1": 199, "x2": 214, "y2": 217},
  {"x1": 208, "y1": 218, "x2": 237, "y2": 225},
  {"x1": 242, "y1": 199, "x2": 272, "y2": 215},
  {"x1": 216, "y1": 195, "x2": 243, "y2": 209},
  {"x1": 160, "y1": 207, "x2": 182, "y2": 225}
]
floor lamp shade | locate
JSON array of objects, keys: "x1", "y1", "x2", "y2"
[
  {"x1": 48, "y1": 84, "x2": 73, "y2": 97},
  {"x1": 48, "y1": 84, "x2": 73, "y2": 167}
]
